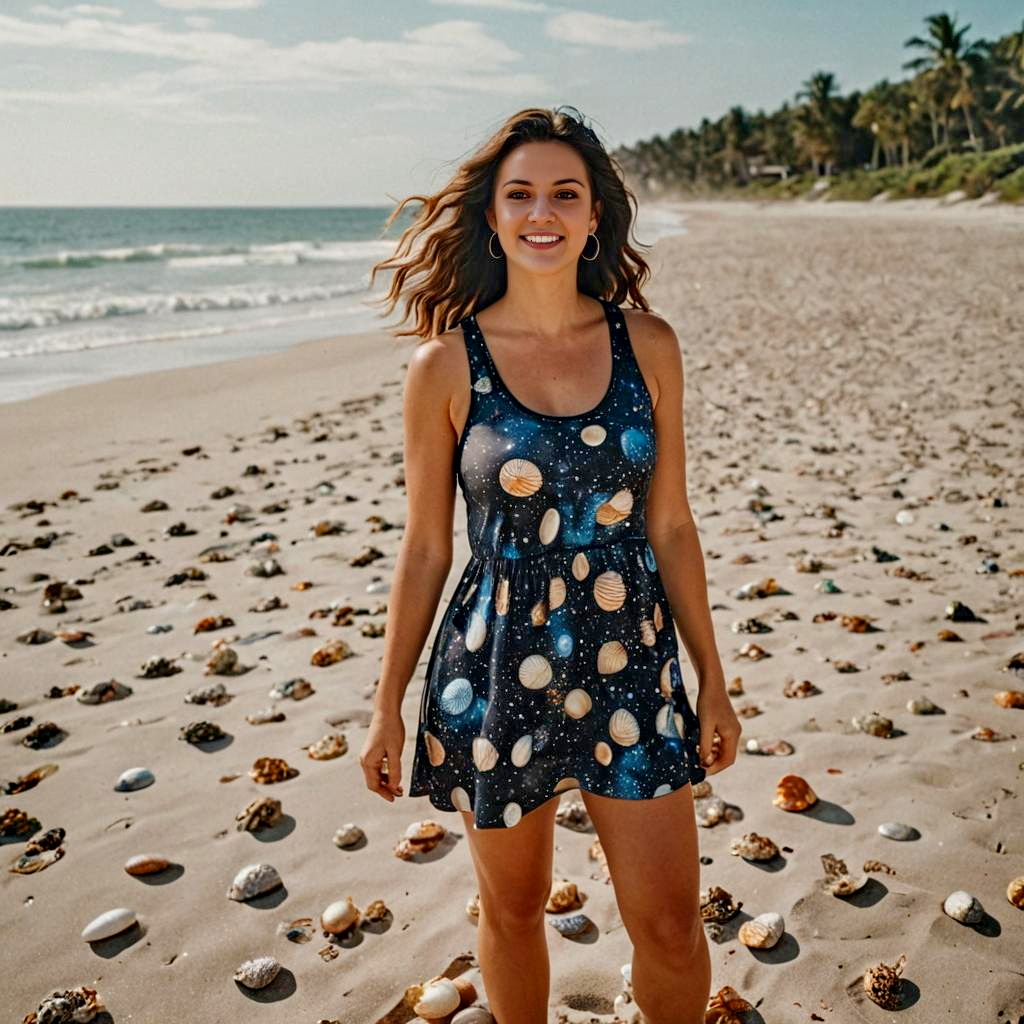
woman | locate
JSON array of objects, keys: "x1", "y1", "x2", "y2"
[{"x1": 360, "y1": 106, "x2": 741, "y2": 1024}]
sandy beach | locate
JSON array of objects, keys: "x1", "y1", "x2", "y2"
[{"x1": 3, "y1": 199, "x2": 1023, "y2": 1023}]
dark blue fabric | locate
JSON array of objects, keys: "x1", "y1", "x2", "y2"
[{"x1": 408, "y1": 298, "x2": 705, "y2": 829}]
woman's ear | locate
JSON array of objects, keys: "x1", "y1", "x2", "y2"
[
  {"x1": 485, "y1": 205, "x2": 496, "y2": 233},
  {"x1": 590, "y1": 197, "x2": 603, "y2": 233}
]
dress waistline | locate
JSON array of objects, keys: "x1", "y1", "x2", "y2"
[{"x1": 467, "y1": 533, "x2": 649, "y2": 570}]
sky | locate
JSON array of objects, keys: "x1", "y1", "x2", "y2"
[{"x1": 1, "y1": 0, "x2": 1021, "y2": 206}]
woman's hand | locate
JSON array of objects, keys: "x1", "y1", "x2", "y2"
[
  {"x1": 359, "y1": 709, "x2": 406, "y2": 802},
  {"x1": 695, "y1": 685, "x2": 742, "y2": 775}
]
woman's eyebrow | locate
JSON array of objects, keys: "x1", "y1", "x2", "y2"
[{"x1": 501, "y1": 178, "x2": 585, "y2": 187}]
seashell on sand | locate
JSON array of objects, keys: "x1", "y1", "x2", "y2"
[
  {"x1": 594, "y1": 740, "x2": 613, "y2": 766},
  {"x1": 730, "y1": 832, "x2": 779, "y2": 861},
  {"x1": 498, "y1": 458, "x2": 543, "y2": 497},
  {"x1": 943, "y1": 889, "x2": 983, "y2": 924},
  {"x1": 852, "y1": 710, "x2": 893, "y2": 737},
  {"x1": 124, "y1": 854, "x2": 170, "y2": 876},
  {"x1": 738, "y1": 911, "x2": 784, "y2": 949},
  {"x1": 593, "y1": 570, "x2": 626, "y2": 611},
  {"x1": 24, "y1": 986, "x2": 105, "y2": 1023},
  {"x1": 580, "y1": 424, "x2": 606, "y2": 446},
  {"x1": 82, "y1": 907, "x2": 137, "y2": 942},
  {"x1": 472, "y1": 736, "x2": 499, "y2": 771},
  {"x1": 878, "y1": 821, "x2": 917, "y2": 841},
  {"x1": 510, "y1": 734, "x2": 533, "y2": 768},
  {"x1": 518, "y1": 653, "x2": 552, "y2": 689},
  {"x1": 546, "y1": 879, "x2": 584, "y2": 913},
  {"x1": 1006, "y1": 876, "x2": 1024, "y2": 908},
  {"x1": 465, "y1": 611, "x2": 487, "y2": 653},
  {"x1": 114, "y1": 766, "x2": 154, "y2": 791},
  {"x1": 549, "y1": 912, "x2": 593, "y2": 937},
  {"x1": 394, "y1": 820, "x2": 447, "y2": 859},
  {"x1": 248, "y1": 756, "x2": 298, "y2": 784},
  {"x1": 695, "y1": 794, "x2": 728, "y2": 828},
  {"x1": 773, "y1": 774, "x2": 817, "y2": 811},
  {"x1": 863, "y1": 953, "x2": 907, "y2": 1010},
  {"x1": 234, "y1": 955, "x2": 281, "y2": 990},
  {"x1": 563, "y1": 688, "x2": 592, "y2": 719},
  {"x1": 597, "y1": 640, "x2": 628, "y2": 674},
  {"x1": 235, "y1": 796, "x2": 282, "y2": 832},
  {"x1": 412, "y1": 976, "x2": 461, "y2": 1019},
  {"x1": 907, "y1": 695, "x2": 941, "y2": 714},
  {"x1": 608, "y1": 708, "x2": 640, "y2": 746},
  {"x1": 227, "y1": 862, "x2": 283, "y2": 902},
  {"x1": 820, "y1": 853, "x2": 867, "y2": 896},
  {"x1": 538, "y1": 507, "x2": 560, "y2": 545},
  {"x1": 451, "y1": 1008, "x2": 494, "y2": 1024},
  {"x1": 321, "y1": 896, "x2": 361, "y2": 934},
  {"x1": 306, "y1": 733, "x2": 347, "y2": 760},
  {"x1": 333, "y1": 823, "x2": 365, "y2": 848},
  {"x1": 548, "y1": 576, "x2": 566, "y2": 610},
  {"x1": 572, "y1": 552, "x2": 590, "y2": 580}
]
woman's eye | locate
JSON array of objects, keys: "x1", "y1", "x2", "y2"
[{"x1": 507, "y1": 191, "x2": 578, "y2": 200}]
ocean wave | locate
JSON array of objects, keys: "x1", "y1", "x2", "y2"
[
  {"x1": 3, "y1": 237, "x2": 397, "y2": 271},
  {"x1": 0, "y1": 279, "x2": 369, "y2": 331}
]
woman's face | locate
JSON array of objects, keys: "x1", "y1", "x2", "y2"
[{"x1": 486, "y1": 140, "x2": 601, "y2": 272}]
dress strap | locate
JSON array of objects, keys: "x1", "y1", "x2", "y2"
[{"x1": 459, "y1": 314, "x2": 494, "y2": 391}]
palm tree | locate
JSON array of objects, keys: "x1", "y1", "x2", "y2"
[
  {"x1": 721, "y1": 106, "x2": 752, "y2": 183},
  {"x1": 853, "y1": 79, "x2": 918, "y2": 168},
  {"x1": 903, "y1": 12, "x2": 989, "y2": 151},
  {"x1": 793, "y1": 71, "x2": 843, "y2": 175},
  {"x1": 990, "y1": 18, "x2": 1024, "y2": 116}
]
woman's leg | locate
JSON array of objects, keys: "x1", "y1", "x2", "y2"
[
  {"x1": 459, "y1": 793, "x2": 561, "y2": 1024},
  {"x1": 580, "y1": 783, "x2": 710, "y2": 1024}
]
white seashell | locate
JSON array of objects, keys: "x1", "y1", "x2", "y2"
[
  {"x1": 943, "y1": 890, "x2": 984, "y2": 924},
  {"x1": 452, "y1": 1008, "x2": 495, "y2": 1024},
  {"x1": 414, "y1": 976, "x2": 461, "y2": 1018},
  {"x1": 548, "y1": 576, "x2": 566, "y2": 610},
  {"x1": 895, "y1": 509, "x2": 915, "y2": 525},
  {"x1": 609, "y1": 708, "x2": 640, "y2": 746},
  {"x1": 473, "y1": 375, "x2": 492, "y2": 394},
  {"x1": 234, "y1": 955, "x2": 281, "y2": 989},
  {"x1": 652, "y1": 783, "x2": 673, "y2": 797},
  {"x1": 115, "y1": 766, "x2": 154, "y2": 791},
  {"x1": 424, "y1": 730, "x2": 446, "y2": 767},
  {"x1": 878, "y1": 821, "x2": 917, "y2": 841},
  {"x1": 333, "y1": 824, "x2": 365, "y2": 848},
  {"x1": 655, "y1": 702, "x2": 679, "y2": 738},
  {"x1": 594, "y1": 740, "x2": 613, "y2": 766},
  {"x1": 639, "y1": 619, "x2": 656, "y2": 646},
  {"x1": 227, "y1": 862, "x2": 283, "y2": 902},
  {"x1": 503, "y1": 802, "x2": 522, "y2": 827},
  {"x1": 82, "y1": 907, "x2": 136, "y2": 942},
  {"x1": 472, "y1": 736, "x2": 499, "y2": 771},
  {"x1": 539, "y1": 507, "x2": 560, "y2": 545},
  {"x1": 518, "y1": 653, "x2": 552, "y2": 689},
  {"x1": 465, "y1": 611, "x2": 487, "y2": 653},
  {"x1": 495, "y1": 577, "x2": 509, "y2": 615},
  {"x1": 593, "y1": 570, "x2": 626, "y2": 611},
  {"x1": 564, "y1": 688, "x2": 593, "y2": 719},
  {"x1": 738, "y1": 912, "x2": 784, "y2": 949},
  {"x1": 572, "y1": 552, "x2": 590, "y2": 580},
  {"x1": 907, "y1": 696, "x2": 940, "y2": 714},
  {"x1": 730, "y1": 832, "x2": 779, "y2": 861},
  {"x1": 321, "y1": 896, "x2": 360, "y2": 934},
  {"x1": 451, "y1": 786, "x2": 471, "y2": 812},
  {"x1": 440, "y1": 677, "x2": 474, "y2": 716},
  {"x1": 581, "y1": 424, "x2": 606, "y2": 446},
  {"x1": 124, "y1": 854, "x2": 170, "y2": 876},
  {"x1": 659, "y1": 658, "x2": 677, "y2": 699},
  {"x1": 499, "y1": 458, "x2": 543, "y2": 497},
  {"x1": 597, "y1": 639, "x2": 628, "y2": 674},
  {"x1": 510, "y1": 734, "x2": 533, "y2": 768}
]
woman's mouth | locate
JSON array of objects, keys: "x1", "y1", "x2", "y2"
[{"x1": 520, "y1": 234, "x2": 563, "y2": 250}]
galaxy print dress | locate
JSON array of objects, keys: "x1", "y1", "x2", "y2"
[{"x1": 408, "y1": 297, "x2": 706, "y2": 829}]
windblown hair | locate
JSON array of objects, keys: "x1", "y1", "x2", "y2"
[{"x1": 367, "y1": 105, "x2": 653, "y2": 340}]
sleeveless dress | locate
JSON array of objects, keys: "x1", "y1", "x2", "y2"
[{"x1": 407, "y1": 297, "x2": 706, "y2": 829}]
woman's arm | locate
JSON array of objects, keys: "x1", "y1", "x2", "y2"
[{"x1": 360, "y1": 330, "x2": 463, "y2": 801}]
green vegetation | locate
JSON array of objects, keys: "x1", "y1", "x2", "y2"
[{"x1": 614, "y1": 13, "x2": 1024, "y2": 203}]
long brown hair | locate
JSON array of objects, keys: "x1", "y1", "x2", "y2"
[{"x1": 367, "y1": 105, "x2": 653, "y2": 340}]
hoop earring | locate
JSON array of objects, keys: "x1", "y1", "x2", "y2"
[
  {"x1": 488, "y1": 231, "x2": 504, "y2": 260},
  {"x1": 581, "y1": 232, "x2": 600, "y2": 262}
]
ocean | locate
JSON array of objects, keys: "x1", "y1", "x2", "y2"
[{"x1": 0, "y1": 204, "x2": 687, "y2": 405}]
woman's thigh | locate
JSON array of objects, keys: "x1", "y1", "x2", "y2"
[
  {"x1": 459, "y1": 792, "x2": 561, "y2": 919},
  {"x1": 579, "y1": 783, "x2": 703, "y2": 942}
]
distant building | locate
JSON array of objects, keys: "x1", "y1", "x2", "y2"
[{"x1": 748, "y1": 155, "x2": 791, "y2": 180}]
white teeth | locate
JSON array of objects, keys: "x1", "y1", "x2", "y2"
[{"x1": 524, "y1": 235, "x2": 560, "y2": 243}]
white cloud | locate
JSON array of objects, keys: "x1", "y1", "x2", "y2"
[
  {"x1": 183, "y1": 15, "x2": 213, "y2": 29},
  {"x1": 155, "y1": 0, "x2": 262, "y2": 9},
  {"x1": 29, "y1": 4, "x2": 122, "y2": 17},
  {"x1": 545, "y1": 11, "x2": 690, "y2": 50},
  {"x1": 429, "y1": 0, "x2": 547, "y2": 11}
]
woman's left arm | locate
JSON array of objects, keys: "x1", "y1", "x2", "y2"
[{"x1": 636, "y1": 312, "x2": 741, "y2": 775}]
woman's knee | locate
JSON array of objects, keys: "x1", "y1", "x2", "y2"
[
  {"x1": 478, "y1": 881, "x2": 551, "y2": 931},
  {"x1": 623, "y1": 898, "x2": 704, "y2": 958}
]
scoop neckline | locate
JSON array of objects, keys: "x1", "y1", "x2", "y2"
[{"x1": 468, "y1": 298, "x2": 617, "y2": 422}]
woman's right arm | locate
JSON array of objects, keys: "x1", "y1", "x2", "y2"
[{"x1": 358, "y1": 333, "x2": 460, "y2": 802}]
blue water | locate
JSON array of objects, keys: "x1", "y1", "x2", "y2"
[{"x1": 0, "y1": 204, "x2": 686, "y2": 404}]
